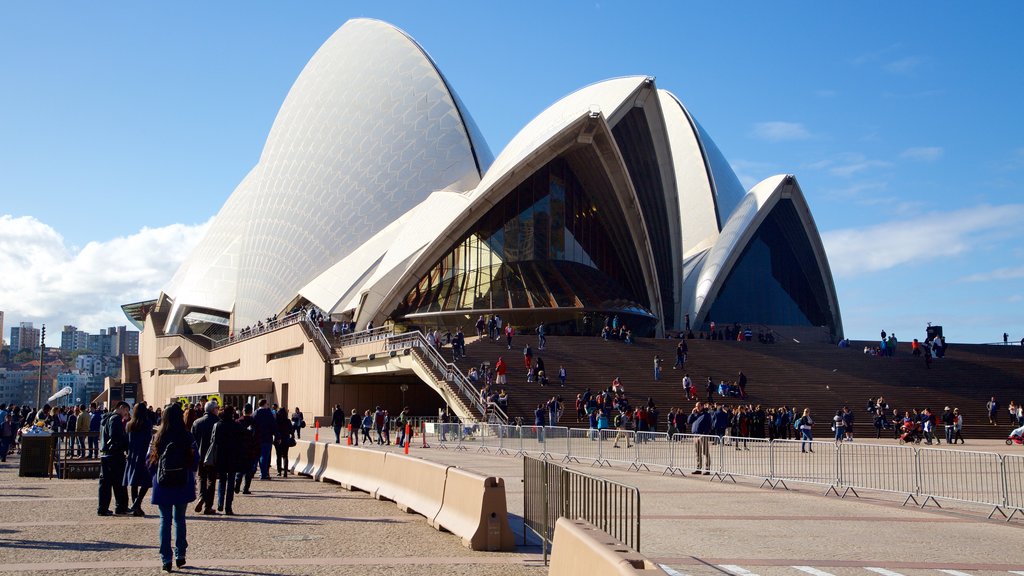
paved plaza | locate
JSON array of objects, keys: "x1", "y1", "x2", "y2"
[{"x1": 1, "y1": 438, "x2": 1022, "y2": 575}]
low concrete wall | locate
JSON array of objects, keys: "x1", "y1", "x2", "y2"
[
  {"x1": 433, "y1": 467, "x2": 516, "y2": 551},
  {"x1": 377, "y1": 451, "x2": 450, "y2": 520},
  {"x1": 290, "y1": 440, "x2": 515, "y2": 551},
  {"x1": 549, "y1": 518, "x2": 666, "y2": 576}
]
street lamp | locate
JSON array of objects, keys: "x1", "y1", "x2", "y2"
[{"x1": 399, "y1": 383, "x2": 409, "y2": 408}]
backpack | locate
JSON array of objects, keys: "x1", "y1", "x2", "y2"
[
  {"x1": 794, "y1": 417, "x2": 803, "y2": 431},
  {"x1": 157, "y1": 440, "x2": 189, "y2": 488}
]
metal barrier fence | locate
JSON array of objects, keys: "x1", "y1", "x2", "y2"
[
  {"x1": 50, "y1": 432, "x2": 101, "y2": 479},
  {"x1": 444, "y1": 425, "x2": 1024, "y2": 521},
  {"x1": 522, "y1": 455, "x2": 641, "y2": 564}
]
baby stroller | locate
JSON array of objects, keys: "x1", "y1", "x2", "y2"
[
  {"x1": 1007, "y1": 425, "x2": 1024, "y2": 445},
  {"x1": 898, "y1": 422, "x2": 922, "y2": 444}
]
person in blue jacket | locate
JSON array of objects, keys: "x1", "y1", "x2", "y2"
[{"x1": 148, "y1": 402, "x2": 199, "y2": 572}]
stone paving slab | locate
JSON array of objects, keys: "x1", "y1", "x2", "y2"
[
  {"x1": 0, "y1": 455, "x2": 544, "y2": 575},
  {"x1": 349, "y1": 438, "x2": 1024, "y2": 573}
]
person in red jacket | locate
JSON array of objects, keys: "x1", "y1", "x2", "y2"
[{"x1": 495, "y1": 357, "x2": 507, "y2": 386}]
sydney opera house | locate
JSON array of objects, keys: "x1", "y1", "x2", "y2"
[{"x1": 117, "y1": 19, "x2": 842, "y2": 420}]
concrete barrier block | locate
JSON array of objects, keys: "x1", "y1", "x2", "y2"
[
  {"x1": 549, "y1": 518, "x2": 666, "y2": 576},
  {"x1": 433, "y1": 467, "x2": 516, "y2": 552},
  {"x1": 376, "y1": 452, "x2": 450, "y2": 520},
  {"x1": 321, "y1": 444, "x2": 387, "y2": 496},
  {"x1": 291, "y1": 440, "x2": 317, "y2": 477}
]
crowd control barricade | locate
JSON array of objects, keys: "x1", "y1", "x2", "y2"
[
  {"x1": 916, "y1": 447, "x2": 1005, "y2": 514},
  {"x1": 434, "y1": 423, "x2": 460, "y2": 449},
  {"x1": 493, "y1": 424, "x2": 513, "y2": 455},
  {"x1": 433, "y1": 467, "x2": 516, "y2": 551},
  {"x1": 1002, "y1": 454, "x2": 1024, "y2": 521},
  {"x1": 476, "y1": 423, "x2": 496, "y2": 453},
  {"x1": 836, "y1": 441, "x2": 917, "y2": 500},
  {"x1": 769, "y1": 439, "x2": 840, "y2": 494},
  {"x1": 519, "y1": 425, "x2": 546, "y2": 458},
  {"x1": 567, "y1": 427, "x2": 604, "y2": 466},
  {"x1": 599, "y1": 429, "x2": 637, "y2": 467},
  {"x1": 544, "y1": 426, "x2": 571, "y2": 461},
  {"x1": 717, "y1": 436, "x2": 773, "y2": 487},
  {"x1": 668, "y1": 433, "x2": 696, "y2": 475},
  {"x1": 634, "y1": 432, "x2": 672, "y2": 473},
  {"x1": 549, "y1": 518, "x2": 666, "y2": 576}
]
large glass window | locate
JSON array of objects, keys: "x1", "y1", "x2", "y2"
[
  {"x1": 394, "y1": 157, "x2": 653, "y2": 323},
  {"x1": 707, "y1": 200, "x2": 832, "y2": 329}
]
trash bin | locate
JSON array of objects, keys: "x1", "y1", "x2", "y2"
[{"x1": 19, "y1": 432, "x2": 54, "y2": 477}]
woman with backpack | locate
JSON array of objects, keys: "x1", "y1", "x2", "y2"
[
  {"x1": 274, "y1": 407, "x2": 295, "y2": 477},
  {"x1": 124, "y1": 403, "x2": 153, "y2": 516},
  {"x1": 148, "y1": 402, "x2": 198, "y2": 572}
]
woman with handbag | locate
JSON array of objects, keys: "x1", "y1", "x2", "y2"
[
  {"x1": 274, "y1": 407, "x2": 295, "y2": 477},
  {"x1": 148, "y1": 402, "x2": 198, "y2": 573},
  {"x1": 291, "y1": 407, "x2": 305, "y2": 439}
]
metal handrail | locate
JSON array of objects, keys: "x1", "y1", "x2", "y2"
[
  {"x1": 334, "y1": 325, "x2": 394, "y2": 348},
  {"x1": 386, "y1": 331, "x2": 505, "y2": 424},
  {"x1": 300, "y1": 316, "x2": 333, "y2": 358},
  {"x1": 211, "y1": 311, "x2": 304, "y2": 349}
]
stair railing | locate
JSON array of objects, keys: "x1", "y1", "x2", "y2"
[{"x1": 386, "y1": 331, "x2": 505, "y2": 424}]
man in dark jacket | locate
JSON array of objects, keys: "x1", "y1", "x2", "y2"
[
  {"x1": 331, "y1": 404, "x2": 346, "y2": 444},
  {"x1": 97, "y1": 401, "x2": 130, "y2": 516},
  {"x1": 88, "y1": 403, "x2": 104, "y2": 459},
  {"x1": 687, "y1": 402, "x2": 712, "y2": 475},
  {"x1": 191, "y1": 401, "x2": 220, "y2": 514},
  {"x1": 235, "y1": 404, "x2": 259, "y2": 494},
  {"x1": 348, "y1": 409, "x2": 361, "y2": 446},
  {"x1": 253, "y1": 399, "x2": 276, "y2": 479}
]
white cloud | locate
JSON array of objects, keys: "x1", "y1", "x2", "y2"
[
  {"x1": 729, "y1": 159, "x2": 779, "y2": 191},
  {"x1": 749, "y1": 121, "x2": 811, "y2": 142},
  {"x1": 0, "y1": 215, "x2": 211, "y2": 333},
  {"x1": 807, "y1": 153, "x2": 891, "y2": 178},
  {"x1": 900, "y1": 146, "x2": 944, "y2": 162},
  {"x1": 960, "y1": 266, "x2": 1024, "y2": 283},
  {"x1": 822, "y1": 204, "x2": 1024, "y2": 279},
  {"x1": 884, "y1": 56, "x2": 924, "y2": 74}
]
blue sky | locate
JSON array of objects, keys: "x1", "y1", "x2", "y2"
[{"x1": 1, "y1": 1, "x2": 1022, "y2": 343}]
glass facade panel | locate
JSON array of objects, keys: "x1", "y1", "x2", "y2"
[
  {"x1": 393, "y1": 157, "x2": 654, "y2": 326},
  {"x1": 707, "y1": 200, "x2": 832, "y2": 330}
]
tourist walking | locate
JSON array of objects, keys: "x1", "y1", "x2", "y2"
[
  {"x1": 191, "y1": 401, "x2": 219, "y2": 514},
  {"x1": 124, "y1": 403, "x2": 154, "y2": 516},
  {"x1": 234, "y1": 404, "x2": 258, "y2": 495},
  {"x1": 275, "y1": 407, "x2": 295, "y2": 477},
  {"x1": 331, "y1": 404, "x2": 345, "y2": 443},
  {"x1": 148, "y1": 402, "x2": 198, "y2": 572},
  {"x1": 953, "y1": 408, "x2": 965, "y2": 443},
  {"x1": 797, "y1": 408, "x2": 814, "y2": 453},
  {"x1": 349, "y1": 409, "x2": 361, "y2": 446},
  {"x1": 212, "y1": 406, "x2": 242, "y2": 514},
  {"x1": 291, "y1": 407, "x2": 305, "y2": 439},
  {"x1": 253, "y1": 399, "x2": 276, "y2": 479},
  {"x1": 98, "y1": 401, "x2": 131, "y2": 516}
]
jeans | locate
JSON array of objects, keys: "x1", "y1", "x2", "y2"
[
  {"x1": 217, "y1": 471, "x2": 236, "y2": 511},
  {"x1": 801, "y1": 429, "x2": 813, "y2": 451},
  {"x1": 158, "y1": 502, "x2": 188, "y2": 564},
  {"x1": 87, "y1": 436, "x2": 99, "y2": 459},
  {"x1": 334, "y1": 426, "x2": 342, "y2": 444},
  {"x1": 275, "y1": 443, "x2": 290, "y2": 474},
  {"x1": 945, "y1": 426, "x2": 954, "y2": 444},
  {"x1": 98, "y1": 456, "x2": 128, "y2": 513},
  {"x1": 259, "y1": 442, "x2": 272, "y2": 478},
  {"x1": 235, "y1": 461, "x2": 255, "y2": 493}
]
